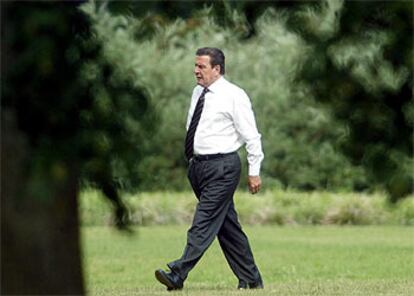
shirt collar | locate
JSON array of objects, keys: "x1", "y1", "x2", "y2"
[{"x1": 206, "y1": 76, "x2": 225, "y2": 94}]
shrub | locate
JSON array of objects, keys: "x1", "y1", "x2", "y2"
[
  {"x1": 393, "y1": 197, "x2": 414, "y2": 225},
  {"x1": 80, "y1": 189, "x2": 414, "y2": 226},
  {"x1": 323, "y1": 194, "x2": 387, "y2": 225}
]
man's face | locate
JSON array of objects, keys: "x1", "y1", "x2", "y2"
[{"x1": 194, "y1": 55, "x2": 220, "y2": 87}]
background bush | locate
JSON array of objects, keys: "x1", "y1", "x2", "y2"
[
  {"x1": 81, "y1": 3, "x2": 371, "y2": 193},
  {"x1": 80, "y1": 190, "x2": 414, "y2": 227}
]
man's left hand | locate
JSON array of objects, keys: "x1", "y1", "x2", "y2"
[{"x1": 248, "y1": 176, "x2": 261, "y2": 194}]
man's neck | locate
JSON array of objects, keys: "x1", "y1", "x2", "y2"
[{"x1": 204, "y1": 75, "x2": 222, "y2": 88}]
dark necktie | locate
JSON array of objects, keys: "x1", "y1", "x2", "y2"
[{"x1": 185, "y1": 87, "x2": 209, "y2": 161}]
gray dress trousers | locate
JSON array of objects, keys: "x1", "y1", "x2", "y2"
[{"x1": 167, "y1": 152, "x2": 262, "y2": 284}]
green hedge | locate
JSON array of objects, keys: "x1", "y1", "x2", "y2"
[{"x1": 80, "y1": 190, "x2": 414, "y2": 226}]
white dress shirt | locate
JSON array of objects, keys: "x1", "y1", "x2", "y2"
[{"x1": 186, "y1": 76, "x2": 264, "y2": 176}]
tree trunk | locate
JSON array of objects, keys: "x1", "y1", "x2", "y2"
[{"x1": 1, "y1": 109, "x2": 84, "y2": 295}]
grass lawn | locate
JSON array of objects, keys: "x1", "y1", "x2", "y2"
[{"x1": 82, "y1": 225, "x2": 414, "y2": 295}]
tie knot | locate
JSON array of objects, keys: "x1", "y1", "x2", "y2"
[{"x1": 202, "y1": 88, "x2": 209, "y2": 96}]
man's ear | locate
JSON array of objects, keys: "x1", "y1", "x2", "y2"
[{"x1": 213, "y1": 64, "x2": 221, "y2": 74}]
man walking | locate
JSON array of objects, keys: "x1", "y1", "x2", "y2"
[{"x1": 155, "y1": 47, "x2": 264, "y2": 291}]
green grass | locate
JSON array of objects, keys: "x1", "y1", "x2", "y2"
[{"x1": 83, "y1": 225, "x2": 414, "y2": 295}]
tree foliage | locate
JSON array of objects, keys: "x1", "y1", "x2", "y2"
[
  {"x1": 225, "y1": 0, "x2": 413, "y2": 200},
  {"x1": 286, "y1": 1, "x2": 413, "y2": 201},
  {"x1": 91, "y1": 0, "x2": 412, "y2": 200},
  {"x1": 82, "y1": 1, "x2": 370, "y2": 192},
  {"x1": 2, "y1": 1, "x2": 155, "y2": 227}
]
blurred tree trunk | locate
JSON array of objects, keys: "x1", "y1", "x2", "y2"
[
  {"x1": 1, "y1": 2, "x2": 148, "y2": 293},
  {"x1": 1, "y1": 109, "x2": 84, "y2": 294}
]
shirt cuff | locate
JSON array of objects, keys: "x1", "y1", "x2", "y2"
[{"x1": 248, "y1": 163, "x2": 261, "y2": 176}]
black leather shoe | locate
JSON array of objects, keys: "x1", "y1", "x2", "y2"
[
  {"x1": 238, "y1": 279, "x2": 264, "y2": 290},
  {"x1": 155, "y1": 269, "x2": 183, "y2": 291},
  {"x1": 237, "y1": 280, "x2": 248, "y2": 290},
  {"x1": 249, "y1": 280, "x2": 264, "y2": 289}
]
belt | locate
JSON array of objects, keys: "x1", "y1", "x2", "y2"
[{"x1": 192, "y1": 151, "x2": 237, "y2": 161}]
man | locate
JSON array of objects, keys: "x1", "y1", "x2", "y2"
[{"x1": 155, "y1": 47, "x2": 264, "y2": 291}]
